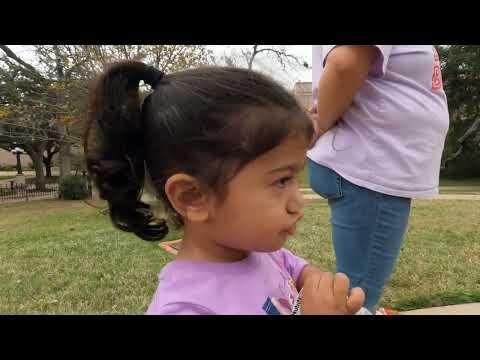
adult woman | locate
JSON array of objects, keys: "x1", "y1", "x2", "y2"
[{"x1": 308, "y1": 45, "x2": 449, "y2": 311}]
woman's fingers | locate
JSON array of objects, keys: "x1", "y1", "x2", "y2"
[
  {"x1": 301, "y1": 272, "x2": 364, "y2": 315},
  {"x1": 318, "y1": 271, "x2": 334, "y2": 295},
  {"x1": 346, "y1": 287, "x2": 366, "y2": 314},
  {"x1": 333, "y1": 273, "x2": 350, "y2": 307}
]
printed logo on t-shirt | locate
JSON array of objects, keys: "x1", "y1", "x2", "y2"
[
  {"x1": 263, "y1": 296, "x2": 293, "y2": 315},
  {"x1": 262, "y1": 253, "x2": 300, "y2": 315},
  {"x1": 262, "y1": 297, "x2": 282, "y2": 315},
  {"x1": 432, "y1": 49, "x2": 443, "y2": 91},
  {"x1": 262, "y1": 278, "x2": 298, "y2": 315}
]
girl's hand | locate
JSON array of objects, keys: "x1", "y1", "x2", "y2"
[{"x1": 300, "y1": 272, "x2": 365, "y2": 315}]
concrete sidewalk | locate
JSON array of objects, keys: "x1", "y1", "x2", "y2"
[{"x1": 401, "y1": 303, "x2": 480, "y2": 315}]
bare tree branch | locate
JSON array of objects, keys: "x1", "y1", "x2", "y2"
[
  {"x1": 0, "y1": 45, "x2": 45, "y2": 82},
  {"x1": 458, "y1": 117, "x2": 480, "y2": 143},
  {"x1": 242, "y1": 45, "x2": 303, "y2": 70},
  {"x1": 442, "y1": 116, "x2": 480, "y2": 168},
  {"x1": 65, "y1": 58, "x2": 90, "y2": 78}
]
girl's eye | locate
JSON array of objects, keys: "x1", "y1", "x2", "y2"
[{"x1": 275, "y1": 176, "x2": 294, "y2": 188}]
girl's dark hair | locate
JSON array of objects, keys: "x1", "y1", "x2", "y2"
[{"x1": 85, "y1": 61, "x2": 313, "y2": 241}]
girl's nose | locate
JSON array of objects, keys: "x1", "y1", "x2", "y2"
[{"x1": 287, "y1": 187, "x2": 305, "y2": 216}]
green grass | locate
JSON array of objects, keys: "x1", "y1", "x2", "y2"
[
  {"x1": 0, "y1": 176, "x2": 14, "y2": 180},
  {"x1": 439, "y1": 177, "x2": 480, "y2": 187},
  {"x1": 298, "y1": 164, "x2": 309, "y2": 188},
  {"x1": 1, "y1": 199, "x2": 479, "y2": 314},
  {"x1": 0, "y1": 200, "x2": 181, "y2": 314}
]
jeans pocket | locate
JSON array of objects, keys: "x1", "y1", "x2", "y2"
[{"x1": 307, "y1": 160, "x2": 343, "y2": 200}]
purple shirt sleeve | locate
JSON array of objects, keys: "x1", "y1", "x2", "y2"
[
  {"x1": 369, "y1": 45, "x2": 393, "y2": 77},
  {"x1": 322, "y1": 45, "x2": 393, "y2": 78},
  {"x1": 277, "y1": 248, "x2": 309, "y2": 285}
]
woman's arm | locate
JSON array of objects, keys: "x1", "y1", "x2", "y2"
[{"x1": 310, "y1": 45, "x2": 378, "y2": 145}]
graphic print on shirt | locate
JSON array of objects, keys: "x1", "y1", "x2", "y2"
[
  {"x1": 432, "y1": 48, "x2": 443, "y2": 91},
  {"x1": 262, "y1": 253, "x2": 300, "y2": 315}
]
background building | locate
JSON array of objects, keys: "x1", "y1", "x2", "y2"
[{"x1": 292, "y1": 81, "x2": 312, "y2": 111}]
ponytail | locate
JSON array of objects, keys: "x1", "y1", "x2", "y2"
[{"x1": 85, "y1": 61, "x2": 168, "y2": 241}]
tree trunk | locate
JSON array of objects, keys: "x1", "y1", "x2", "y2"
[
  {"x1": 57, "y1": 121, "x2": 72, "y2": 180},
  {"x1": 247, "y1": 57, "x2": 254, "y2": 70},
  {"x1": 247, "y1": 45, "x2": 258, "y2": 70},
  {"x1": 54, "y1": 49, "x2": 72, "y2": 181},
  {"x1": 59, "y1": 141, "x2": 72, "y2": 179},
  {"x1": 23, "y1": 142, "x2": 47, "y2": 191},
  {"x1": 43, "y1": 147, "x2": 57, "y2": 178},
  {"x1": 31, "y1": 152, "x2": 46, "y2": 191},
  {"x1": 15, "y1": 153, "x2": 23, "y2": 175},
  {"x1": 43, "y1": 142, "x2": 58, "y2": 178},
  {"x1": 44, "y1": 157, "x2": 52, "y2": 177}
]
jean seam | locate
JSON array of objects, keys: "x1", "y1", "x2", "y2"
[
  {"x1": 363, "y1": 194, "x2": 410, "y2": 307},
  {"x1": 363, "y1": 192, "x2": 382, "y2": 292},
  {"x1": 336, "y1": 174, "x2": 343, "y2": 197}
]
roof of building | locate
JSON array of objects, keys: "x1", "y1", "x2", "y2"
[{"x1": 293, "y1": 81, "x2": 312, "y2": 92}]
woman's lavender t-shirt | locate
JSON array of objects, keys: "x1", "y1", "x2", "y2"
[
  {"x1": 146, "y1": 249, "x2": 308, "y2": 315},
  {"x1": 307, "y1": 45, "x2": 450, "y2": 198}
]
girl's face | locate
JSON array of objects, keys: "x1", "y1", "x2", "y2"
[{"x1": 208, "y1": 134, "x2": 307, "y2": 253}]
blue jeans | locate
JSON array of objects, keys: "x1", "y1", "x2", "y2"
[{"x1": 307, "y1": 159, "x2": 411, "y2": 310}]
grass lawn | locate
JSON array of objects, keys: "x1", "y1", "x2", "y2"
[
  {"x1": 298, "y1": 164, "x2": 310, "y2": 188},
  {"x1": 0, "y1": 200, "x2": 181, "y2": 314},
  {"x1": 1, "y1": 199, "x2": 479, "y2": 314},
  {"x1": 439, "y1": 177, "x2": 480, "y2": 187}
]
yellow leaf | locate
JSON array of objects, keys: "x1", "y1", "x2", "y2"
[
  {"x1": 0, "y1": 109, "x2": 10, "y2": 118},
  {"x1": 58, "y1": 115, "x2": 75, "y2": 124}
]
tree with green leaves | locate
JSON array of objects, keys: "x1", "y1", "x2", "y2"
[
  {"x1": 0, "y1": 45, "x2": 212, "y2": 189},
  {"x1": 0, "y1": 45, "x2": 84, "y2": 189},
  {"x1": 439, "y1": 45, "x2": 480, "y2": 177}
]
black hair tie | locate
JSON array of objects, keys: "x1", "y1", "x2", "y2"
[{"x1": 144, "y1": 65, "x2": 164, "y2": 88}]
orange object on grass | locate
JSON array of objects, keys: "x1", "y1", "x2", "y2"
[{"x1": 159, "y1": 239, "x2": 183, "y2": 255}]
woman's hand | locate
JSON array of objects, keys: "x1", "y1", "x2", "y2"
[
  {"x1": 308, "y1": 108, "x2": 324, "y2": 148},
  {"x1": 309, "y1": 45, "x2": 378, "y2": 150},
  {"x1": 300, "y1": 272, "x2": 365, "y2": 315}
]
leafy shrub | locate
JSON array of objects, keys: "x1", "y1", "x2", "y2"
[{"x1": 59, "y1": 175, "x2": 89, "y2": 200}]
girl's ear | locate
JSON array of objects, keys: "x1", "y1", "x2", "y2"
[{"x1": 164, "y1": 174, "x2": 212, "y2": 222}]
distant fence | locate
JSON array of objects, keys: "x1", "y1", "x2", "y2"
[
  {"x1": 0, "y1": 182, "x2": 60, "y2": 203},
  {"x1": 1, "y1": 175, "x2": 94, "y2": 203}
]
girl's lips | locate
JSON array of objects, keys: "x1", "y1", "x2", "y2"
[{"x1": 286, "y1": 224, "x2": 297, "y2": 236}]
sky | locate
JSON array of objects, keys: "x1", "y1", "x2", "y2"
[
  {"x1": 7, "y1": 45, "x2": 313, "y2": 89},
  {"x1": 207, "y1": 45, "x2": 312, "y2": 88}
]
